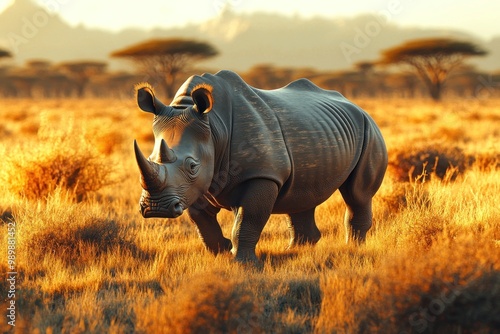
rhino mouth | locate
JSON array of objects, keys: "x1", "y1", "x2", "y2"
[{"x1": 139, "y1": 195, "x2": 184, "y2": 218}]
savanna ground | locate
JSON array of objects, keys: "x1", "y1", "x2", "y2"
[{"x1": 0, "y1": 95, "x2": 499, "y2": 333}]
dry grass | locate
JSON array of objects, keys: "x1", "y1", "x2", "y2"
[
  {"x1": 0, "y1": 97, "x2": 499, "y2": 333},
  {"x1": 0, "y1": 110, "x2": 116, "y2": 202}
]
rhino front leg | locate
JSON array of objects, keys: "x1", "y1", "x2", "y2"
[
  {"x1": 230, "y1": 179, "x2": 279, "y2": 263},
  {"x1": 188, "y1": 202, "x2": 232, "y2": 255},
  {"x1": 286, "y1": 207, "x2": 321, "y2": 249}
]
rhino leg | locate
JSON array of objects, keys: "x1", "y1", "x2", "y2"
[
  {"x1": 339, "y1": 133, "x2": 387, "y2": 243},
  {"x1": 230, "y1": 179, "x2": 279, "y2": 263},
  {"x1": 341, "y1": 199, "x2": 373, "y2": 243},
  {"x1": 286, "y1": 208, "x2": 321, "y2": 249},
  {"x1": 188, "y1": 202, "x2": 232, "y2": 255}
]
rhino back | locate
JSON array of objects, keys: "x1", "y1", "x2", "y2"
[
  {"x1": 247, "y1": 78, "x2": 371, "y2": 212},
  {"x1": 211, "y1": 72, "x2": 371, "y2": 211}
]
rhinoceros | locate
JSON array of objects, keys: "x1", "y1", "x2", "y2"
[{"x1": 134, "y1": 70, "x2": 387, "y2": 262}]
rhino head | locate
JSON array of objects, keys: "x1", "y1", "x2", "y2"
[{"x1": 134, "y1": 83, "x2": 215, "y2": 218}]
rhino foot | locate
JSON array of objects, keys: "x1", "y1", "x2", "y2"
[
  {"x1": 232, "y1": 249, "x2": 261, "y2": 268},
  {"x1": 206, "y1": 237, "x2": 233, "y2": 255},
  {"x1": 286, "y1": 208, "x2": 321, "y2": 249}
]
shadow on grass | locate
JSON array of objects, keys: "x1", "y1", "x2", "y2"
[
  {"x1": 259, "y1": 250, "x2": 299, "y2": 267},
  {"x1": 27, "y1": 218, "x2": 157, "y2": 266}
]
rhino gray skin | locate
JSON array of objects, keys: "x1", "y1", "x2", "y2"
[{"x1": 134, "y1": 70, "x2": 387, "y2": 263}]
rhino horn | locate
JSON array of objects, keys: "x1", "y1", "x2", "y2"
[
  {"x1": 159, "y1": 139, "x2": 177, "y2": 163},
  {"x1": 134, "y1": 140, "x2": 164, "y2": 191}
]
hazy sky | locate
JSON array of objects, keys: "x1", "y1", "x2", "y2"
[{"x1": 1, "y1": 0, "x2": 499, "y2": 39}]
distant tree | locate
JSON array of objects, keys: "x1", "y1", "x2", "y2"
[
  {"x1": 24, "y1": 60, "x2": 51, "y2": 97},
  {"x1": 111, "y1": 38, "x2": 218, "y2": 98},
  {"x1": 58, "y1": 60, "x2": 107, "y2": 97},
  {"x1": 0, "y1": 48, "x2": 11, "y2": 59},
  {"x1": 0, "y1": 50, "x2": 12, "y2": 97},
  {"x1": 354, "y1": 61, "x2": 377, "y2": 97},
  {"x1": 243, "y1": 65, "x2": 320, "y2": 90},
  {"x1": 354, "y1": 61, "x2": 376, "y2": 74},
  {"x1": 243, "y1": 64, "x2": 284, "y2": 89},
  {"x1": 384, "y1": 72, "x2": 422, "y2": 98},
  {"x1": 6, "y1": 68, "x2": 37, "y2": 98},
  {"x1": 26, "y1": 59, "x2": 51, "y2": 71},
  {"x1": 314, "y1": 70, "x2": 363, "y2": 97},
  {"x1": 91, "y1": 71, "x2": 141, "y2": 98},
  {"x1": 379, "y1": 38, "x2": 487, "y2": 101}
]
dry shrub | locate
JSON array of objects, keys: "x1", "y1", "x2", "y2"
[
  {"x1": 0, "y1": 117, "x2": 114, "y2": 202},
  {"x1": 137, "y1": 271, "x2": 268, "y2": 333},
  {"x1": 317, "y1": 233, "x2": 500, "y2": 333},
  {"x1": 389, "y1": 142, "x2": 472, "y2": 182}
]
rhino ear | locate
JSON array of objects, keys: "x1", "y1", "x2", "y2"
[
  {"x1": 135, "y1": 83, "x2": 165, "y2": 115},
  {"x1": 191, "y1": 83, "x2": 213, "y2": 114}
]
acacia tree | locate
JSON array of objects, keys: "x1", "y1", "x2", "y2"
[
  {"x1": 379, "y1": 38, "x2": 487, "y2": 101},
  {"x1": 0, "y1": 49, "x2": 12, "y2": 96},
  {"x1": 58, "y1": 61, "x2": 107, "y2": 97},
  {"x1": 111, "y1": 38, "x2": 218, "y2": 98}
]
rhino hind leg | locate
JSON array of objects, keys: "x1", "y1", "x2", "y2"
[
  {"x1": 286, "y1": 208, "x2": 321, "y2": 249},
  {"x1": 340, "y1": 198, "x2": 373, "y2": 243},
  {"x1": 339, "y1": 125, "x2": 387, "y2": 243},
  {"x1": 339, "y1": 167, "x2": 383, "y2": 243}
]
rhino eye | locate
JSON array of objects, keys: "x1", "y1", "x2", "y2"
[{"x1": 184, "y1": 157, "x2": 200, "y2": 176}]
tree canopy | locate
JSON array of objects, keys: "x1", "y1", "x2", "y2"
[
  {"x1": 58, "y1": 60, "x2": 108, "y2": 97},
  {"x1": 380, "y1": 38, "x2": 486, "y2": 60},
  {"x1": 58, "y1": 60, "x2": 107, "y2": 73},
  {"x1": 379, "y1": 38, "x2": 487, "y2": 100},
  {"x1": 111, "y1": 38, "x2": 218, "y2": 98},
  {"x1": 111, "y1": 38, "x2": 218, "y2": 59}
]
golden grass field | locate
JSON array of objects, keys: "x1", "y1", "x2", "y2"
[{"x1": 0, "y1": 96, "x2": 499, "y2": 333}]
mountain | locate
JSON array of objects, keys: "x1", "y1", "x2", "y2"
[{"x1": 1, "y1": 0, "x2": 499, "y2": 72}]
